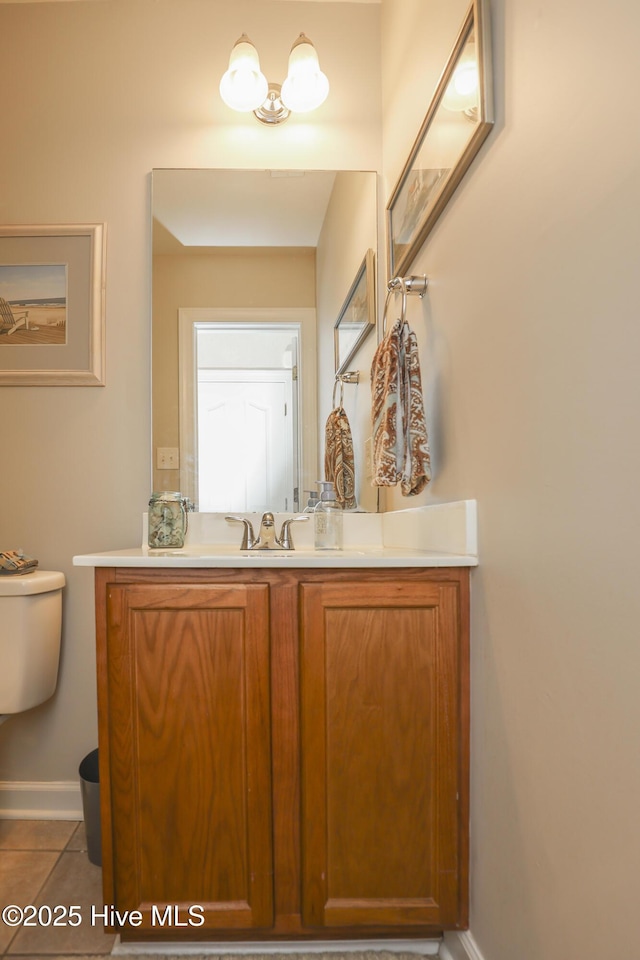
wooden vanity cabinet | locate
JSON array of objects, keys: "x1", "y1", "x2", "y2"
[{"x1": 95, "y1": 566, "x2": 469, "y2": 942}]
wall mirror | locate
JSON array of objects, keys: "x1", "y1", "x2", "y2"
[
  {"x1": 152, "y1": 168, "x2": 377, "y2": 513},
  {"x1": 334, "y1": 248, "x2": 375, "y2": 376}
]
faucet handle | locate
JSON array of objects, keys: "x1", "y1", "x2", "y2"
[
  {"x1": 225, "y1": 516, "x2": 256, "y2": 550},
  {"x1": 278, "y1": 515, "x2": 309, "y2": 550}
]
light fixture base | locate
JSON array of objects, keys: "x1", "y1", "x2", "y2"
[{"x1": 253, "y1": 83, "x2": 291, "y2": 125}]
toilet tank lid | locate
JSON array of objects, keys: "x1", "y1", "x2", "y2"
[{"x1": 0, "y1": 570, "x2": 65, "y2": 596}]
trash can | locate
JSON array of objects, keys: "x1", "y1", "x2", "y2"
[{"x1": 79, "y1": 748, "x2": 101, "y2": 866}]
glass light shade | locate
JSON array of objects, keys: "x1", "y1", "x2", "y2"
[
  {"x1": 441, "y1": 49, "x2": 479, "y2": 113},
  {"x1": 281, "y1": 34, "x2": 329, "y2": 113},
  {"x1": 219, "y1": 34, "x2": 269, "y2": 112}
]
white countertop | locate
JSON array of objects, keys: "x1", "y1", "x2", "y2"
[
  {"x1": 73, "y1": 545, "x2": 476, "y2": 568},
  {"x1": 73, "y1": 501, "x2": 479, "y2": 569}
]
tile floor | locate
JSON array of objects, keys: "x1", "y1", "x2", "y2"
[
  {"x1": 0, "y1": 823, "x2": 444, "y2": 960},
  {"x1": 0, "y1": 820, "x2": 116, "y2": 958}
]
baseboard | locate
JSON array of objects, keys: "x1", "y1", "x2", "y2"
[
  {"x1": 440, "y1": 931, "x2": 486, "y2": 960},
  {"x1": 112, "y1": 939, "x2": 442, "y2": 956},
  {"x1": 0, "y1": 780, "x2": 82, "y2": 819}
]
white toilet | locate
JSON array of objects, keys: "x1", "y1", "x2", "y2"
[{"x1": 0, "y1": 570, "x2": 65, "y2": 722}]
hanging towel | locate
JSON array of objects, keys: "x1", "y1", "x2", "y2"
[
  {"x1": 324, "y1": 406, "x2": 357, "y2": 509},
  {"x1": 371, "y1": 318, "x2": 431, "y2": 496}
]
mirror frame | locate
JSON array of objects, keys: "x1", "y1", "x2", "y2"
[
  {"x1": 386, "y1": 0, "x2": 494, "y2": 278},
  {"x1": 334, "y1": 248, "x2": 376, "y2": 376}
]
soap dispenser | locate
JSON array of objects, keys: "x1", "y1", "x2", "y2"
[
  {"x1": 314, "y1": 481, "x2": 343, "y2": 550},
  {"x1": 303, "y1": 489, "x2": 320, "y2": 513}
]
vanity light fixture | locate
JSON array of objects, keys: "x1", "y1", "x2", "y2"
[{"x1": 219, "y1": 33, "x2": 329, "y2": 125}]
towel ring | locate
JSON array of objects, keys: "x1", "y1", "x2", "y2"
[
  {"x1": 332, "y1": 371, "x2": 359, "y2": 408},
  {"x1": 382, "y1": 274, "x2": 428, "y2": 334}
]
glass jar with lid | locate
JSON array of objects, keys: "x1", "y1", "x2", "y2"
[{"x1": 148, "y1": 491, "x2": 190, "y2": 549}]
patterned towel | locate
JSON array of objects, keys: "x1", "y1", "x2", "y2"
[
  {"x1": 371, "y1": 318, "x2": 431, "y2": 496},
  {"x1": 324, "y1": 406, "x2": 356, "y2": 509}
]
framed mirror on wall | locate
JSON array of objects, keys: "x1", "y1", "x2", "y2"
[
  {"x1": 387, "y1": 0, "x2": 494, "y2": 278},
  {"x1": 151, "y1": 168, "x2": 378, "y2": 514},
  {"x1": 334, "y1": 248, "x2": 376, "y2": 376}
]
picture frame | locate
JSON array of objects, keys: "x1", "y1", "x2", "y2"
[
  {"x1": 387, "y1": 0, "x2": 494, "y2": 278},
  {"x1": 0, "y1": 223, "x2": 106, "y2": 385},
  {"x1": 334, "y1": 248, "x2": 376, "y2": 375}
]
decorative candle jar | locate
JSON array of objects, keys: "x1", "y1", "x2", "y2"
[{"x1": 148, "y1": 492, "x2": 190, "y2": 549}]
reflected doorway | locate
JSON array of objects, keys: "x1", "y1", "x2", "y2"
[
  {"x1": 180, "y1": 318, "x2": 301, "y2": 512},
  {"x1": 198, "y1": 369, "x2": 295, "y2": 512}
]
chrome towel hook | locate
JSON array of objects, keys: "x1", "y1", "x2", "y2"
[{"x1": 383, "y1": 274, "x2": 428, "y2": 334}]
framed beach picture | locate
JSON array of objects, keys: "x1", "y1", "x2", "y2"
[
  {"x1": 334, "y1": 249, "x2": 376, "y2": 375},
  {"x1": 387, "y1": 0, "x2": 494, "y2": 278},
  {"x1": 0, "y1": 223, "x2": 106, "y2": 385}
]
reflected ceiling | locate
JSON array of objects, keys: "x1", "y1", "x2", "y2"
[{"x1": 153, "y1": 169, "x2": 337, "y2": 253}]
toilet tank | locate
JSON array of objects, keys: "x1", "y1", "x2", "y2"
[{"x1": 0, "y1": 570, "x2": 65, "y2": 714}]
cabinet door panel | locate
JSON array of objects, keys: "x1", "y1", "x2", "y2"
[
  {"x1": 300, "y1": 580, "x2": 464, "y2": 929},
  {"x1": 105, "y1": 583, "x2": 273, "y2": 932}
]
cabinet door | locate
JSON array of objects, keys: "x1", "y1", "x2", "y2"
[
  {"x1": 103, "y1": 582, "x2": 273, "y2": 933},
  {"x1": 300, "y1": 579, "x2": 466, "y2": 929}
]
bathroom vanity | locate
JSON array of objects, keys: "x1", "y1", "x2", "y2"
[{"x1": 75, "y1": 504, "x2": 476, "y2": 944}]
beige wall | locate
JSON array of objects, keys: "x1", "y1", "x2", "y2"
[
  {"x1": 381, "y1": 0, "x2": 640, "y2": 958},
  {"x1": 0, "y1": 0, "x2": 380, "y2": 783}
]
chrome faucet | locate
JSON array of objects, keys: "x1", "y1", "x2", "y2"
[
  {"x1": 257, "y1": 511, "x2": 278, "y2": 549},
  {"x1": 225, "y1": 512, "x2": 308, "y2": 551}
]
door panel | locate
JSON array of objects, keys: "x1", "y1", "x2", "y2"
[
  {"x1": 197, "y1": 372, "x2": 294, "y2": 512},
  {"x1": 105, "y1": 583, "x2": 273, "y2": 933},
  {"x1": 300, "y1": 580, "x2": 463, "y2": 928}
]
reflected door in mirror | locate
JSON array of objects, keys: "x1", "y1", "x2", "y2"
[{"x1": 198, "y1": 371, "x2": 295, "y2": 512}]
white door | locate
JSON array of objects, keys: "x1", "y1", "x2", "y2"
[{"x1": 197, "y1": 369, "x2": 295, "y2": 512}]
